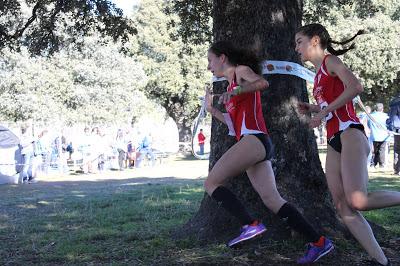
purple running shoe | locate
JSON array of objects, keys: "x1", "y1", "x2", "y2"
[
  {"x1": 228, "y1": 221, "x2": 266, "y2": 247},
  {"x1": 297, "y1": 237, "x2": 334, "y2": 264}
]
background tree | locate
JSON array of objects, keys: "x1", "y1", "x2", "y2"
[
  {"x1": 303, "y1": 0, "x2": 400, "y2": 106},
  {"x1": 0, "y1": 1, "x2": 151, "y2": 127},
  {"x1": 0, "y1": 0, "x2": 136, "y2": 55},
  {"x1": 176, "y1": 0, "x2": 345, "y2": 243},
  {"x1": 130, "y1": 0, "x2": 211, "y2": 141},
  {"x1": 0, "y1": 35, "x2": 152, "y2": 126},
  {"x1": 167, "y1": 0, "x2": 212, "y2": 45}
]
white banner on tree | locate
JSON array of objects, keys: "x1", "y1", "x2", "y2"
[
  {"x1": 212, "y1": 60, "x2": 315, "y2": 83},
  {"x1": 261, "y1": 60, "x2": 315, "y2": 82}
]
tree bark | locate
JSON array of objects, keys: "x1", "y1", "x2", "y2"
[{"x1": 177, "y1": 0, "x2": 346, "y2": 243}]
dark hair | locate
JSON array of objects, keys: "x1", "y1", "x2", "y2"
[
  {"x1": 209, "y1": 41, "x2": 262, "y2": 74},
  {"x1": 296, "y1": 23, "x2": 364, "y2": 56}
]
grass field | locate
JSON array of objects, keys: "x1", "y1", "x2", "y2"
[{"x1": 0, "y1": 152, "x2": 399, "y2": 265}]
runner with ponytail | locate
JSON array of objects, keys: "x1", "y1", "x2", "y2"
[
  {"x1": 205, "y1": 40, "x2": 333, "y2": 264},
  {"x1": 295, "y1": 23, "x2": 400, "y2": 266}
]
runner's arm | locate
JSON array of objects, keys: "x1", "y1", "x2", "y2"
[
  {"x1": 319, "y1": 55, "x2": 363, "y2": 116},
  {"x1": 209, "y1": 107, "x2": 227, "y2": 124},
  {"x1": 218, "y1": 65, "x2": 268, "y2": 104},
  {"x1": 235, "y1": 65, "x2": 269, "y2": 93},
  {"x1": 205, "y1": 88, "x2": 226, "y2": 124}
]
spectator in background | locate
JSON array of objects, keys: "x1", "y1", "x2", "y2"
[
  {"x1": 126, "y1": 140, "x2": 136, "y2": 168},
  {"x1": 136, "y1": 133, "x2": 155, "y2": 168},
  {"x1": 197, "y1": 129, "x2": 206, "y2": 155},
  {"x1": 79, "y1": 127, "x2": 94, "y2": 174},
  {"x1": 359, "y1": 105, "x2": 373, "y2": 167},
  {"x1": 89, "y1": 127, "x2": 102, "y2": 174},
  {"x1": 115, "y1": 129, "x2": 127, "y2": 171},
  {"x1": 50, "y1": 135, "x2": 61, "y2": 168},
  {"x1": 19, "y1": 125, "x2": 34, "y2": 183},
  {"x1": 60, "y1": 134, "x2": 69, "y2": 173},
  {"x1": 96, "y1": 128, "x2": 108, "y2": 172},
  {"x1": 34, "y1": 129, "x2": 50, "y2": 178},
  {"x1": 387, "y1": 94, "x2": 400, "y2": 175},
  {"x1": 368, "y1": 103, "x2": 390, "y2": 168},
  {"x1": 66, "y1": 141, "x2": 74, "y2": 160}
]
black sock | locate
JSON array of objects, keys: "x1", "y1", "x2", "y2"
[
  {"x1": 277, "y1": 202, "x2": 321, "y2": 243},
  {"x1": 211, "y1": 186, "x2": 254, "y2": 226}
]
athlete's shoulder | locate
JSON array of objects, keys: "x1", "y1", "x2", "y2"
[
  {"x1": 235, "y1": 65, "x2": 253, "y2": 75},
  {"x1": 325, "y1": 54, "x2": 343, "y2": 65},
  {"x1": 235, "y1": 65, "x2": 264, "y2": 84},
  {"x1": 325, "y1": 54, "x2": 345, "y2": 76}
]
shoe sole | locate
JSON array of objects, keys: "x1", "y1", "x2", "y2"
[
  {"x1": 313, "y1": 244, "x2": 334, "y2": 262},
  {"x1": 228, "y1": 228, "x2": 267, "y2": 248}
]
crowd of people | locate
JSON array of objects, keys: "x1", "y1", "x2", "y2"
[
  {"x1": 314, "y1": 99, "x2": 400, "y2": 176},
  {"x1": 9, "y1": 125, "x2": 160, "y2": 183},
  {"x1": 358, "y1": 100, "x2": 400, "y2": 174}
]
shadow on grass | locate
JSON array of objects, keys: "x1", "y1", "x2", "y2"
[
  {"x1": 368, "y1": 176, "x2": 400, "y2": 190},
  {"x1": 0, "y1": 176, "x2": 207, "y2": 265},
  {"x1": 174, "y1": 153, "x2": 210, "y2": 161}
]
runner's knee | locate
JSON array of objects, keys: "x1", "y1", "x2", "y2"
[
  {"x1": 204, "y1": 175, "x2": 222, "y2": 195},
  {"x1": 346, "y1": 191, "x2": 368, "y2": 211}
]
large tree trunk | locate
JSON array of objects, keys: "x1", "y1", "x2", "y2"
[{"x1": 177, "y1": 0, "x2": 346, "y2": 244}]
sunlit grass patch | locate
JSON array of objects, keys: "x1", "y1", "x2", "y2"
[{"x1": 0, "y1": 179, "x2": 205, "y2": 264}]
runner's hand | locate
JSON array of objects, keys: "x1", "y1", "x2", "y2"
[
  {"x1": 309, "y1": 109, "x2": 327, "y2": 128},
  {"x1": 298, "y1": 102, "x2": 321, "y2": 114},
  {"x1": 297, "y1": 102, "x2": 311, "y2": 114},
  {"x1": 218, "y1": 91, "x2": 235, "y2": 105}
]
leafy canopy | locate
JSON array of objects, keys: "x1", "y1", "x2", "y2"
[{"x1": 0, "y1": 0, "x2": 136, "y2": 55}]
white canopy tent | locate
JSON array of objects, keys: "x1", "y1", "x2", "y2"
[
  {"x1": 0, "y1": 125, "x2": 20, "y2": 184},
  {"x1": 0, "y1": 125, "x2": 19, "y2": 148}
]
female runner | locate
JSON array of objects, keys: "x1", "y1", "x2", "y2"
[
  {"x1": 205, "y1": 40, "x2": 333, "y2": 264},
  {"x1": 295, "y1": 23, "x2": 400, "y2": 265}
]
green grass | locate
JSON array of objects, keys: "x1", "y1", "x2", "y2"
[
  {"x1": 0, "y1": 153, "x2": 399, "y2": 265},
  {"x1": 0, "y1": 180, "x2": 206, "y2": 265}
]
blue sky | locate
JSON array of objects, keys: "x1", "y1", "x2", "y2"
[{"x1": 112, "y1": 0, "x2": 140, "y2": 15}]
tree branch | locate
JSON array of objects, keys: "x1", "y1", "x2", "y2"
[{"x1": 13, "y1": 0, "x2": 42, "y2": 39}]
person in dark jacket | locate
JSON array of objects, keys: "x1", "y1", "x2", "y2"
[{"x1": 387, "y1": 94, "x2": 400, "y2": 175}]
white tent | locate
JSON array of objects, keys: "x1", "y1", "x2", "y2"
[
  {"x1": 0, "y1": 125, "x2": 20, "y2": 184},
  {"x1": 0, "y1": 125, "x2": 19, "y2": 148}
]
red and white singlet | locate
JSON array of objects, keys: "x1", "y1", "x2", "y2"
[
  {"x1": 225, "y1": 72, "x2": 268, "y2": 141},
  {"x1": 313, "y1": 55, "x2": 360, "y2": 139}
]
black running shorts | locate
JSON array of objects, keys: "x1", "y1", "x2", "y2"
[
  {"x1": 327, "y1": 124, "x2": 366, "y2": 153},
  {"x1": 241, "y1": 133, "x2": 274, "y2": 163}
]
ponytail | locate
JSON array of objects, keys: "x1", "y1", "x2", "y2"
[
  {"x1": 297, "y1": 24, "x2": 364, "y2": 56},
  {"x1": 327, "y1": 42, "x2": 355, "y2": 56},
  {"x1": 327, "y1": 30, "x2": 364, "y2": 56}
]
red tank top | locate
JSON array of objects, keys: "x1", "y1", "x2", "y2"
[
  {"x1": 313, "y1": 55, "x2": 360, "y2": 139},
  {"x1": 225, "y1": 71, "x2": 268, "y2": 140}
]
